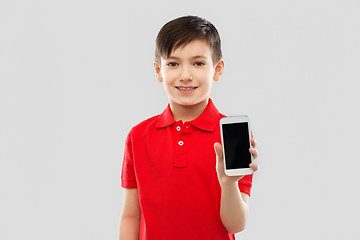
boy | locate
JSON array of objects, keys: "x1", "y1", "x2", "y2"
[{"x1": 119, "y1": 16, "x2": 259, "y2": 240}]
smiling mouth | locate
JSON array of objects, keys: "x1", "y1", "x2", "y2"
[{"x1": 176, "y1": 87, "x2": 198, "y2": 91}]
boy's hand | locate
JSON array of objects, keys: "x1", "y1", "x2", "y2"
[{"x1": 214, "y1": 137, "x2": 258, "y2": 186}]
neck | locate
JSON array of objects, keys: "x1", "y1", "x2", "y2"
[{"x1": 170, "y1": 98, "x2": 209, "y2": 122}]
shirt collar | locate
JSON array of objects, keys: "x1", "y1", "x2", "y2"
[{"x1": 156, "y1": 98, "x2": 220, "y2": 132}]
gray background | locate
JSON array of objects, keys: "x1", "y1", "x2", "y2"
[{"x1": 1, "y1": 0, "x2": 359, "y2": 239}]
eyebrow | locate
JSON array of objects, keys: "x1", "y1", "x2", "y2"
[{"x1": 166, "y1": 55, "x2": 208, "y2": 60}]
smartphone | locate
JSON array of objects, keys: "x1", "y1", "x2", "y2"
[{"x1": 219, "y1": 115, "x2": 253, "y2": 176}]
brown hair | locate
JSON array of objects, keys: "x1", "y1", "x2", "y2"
[{"x1": 155, "y1": 16, "x2": 222, "y2": 64}]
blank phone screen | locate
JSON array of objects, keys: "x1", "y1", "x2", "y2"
[{"x1": 222, "y1": 122, "x2": 251, "y2": 169}]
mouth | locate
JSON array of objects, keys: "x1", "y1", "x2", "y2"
[
  {"x1": 175, "y1": 86, "x2": 198, "y2": 91},
  {"x1": 175, "y1": 86, "x2": 198, "y2": 95}
]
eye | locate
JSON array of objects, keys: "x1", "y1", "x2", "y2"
[
  {"x1": 194, "y1": 61, "x2": 205, "y2": 66},
  {"x1": 167, "y1": 62, "x2": 178, "y2": 67}
]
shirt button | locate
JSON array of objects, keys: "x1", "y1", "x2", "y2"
[
  {"x1": 176, "y1": 126, "x2": 181, "y2": 131},
  {"x1": 178, "y1": 141, "x2": 184, "y2": 146}
]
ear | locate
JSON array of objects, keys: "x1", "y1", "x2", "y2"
[
  {"x1": 213, "y1": 59, "x2": 224, "y2": 82},
  {"x1": 154, "y1": 60, "x2": 163, "y2": 82}
]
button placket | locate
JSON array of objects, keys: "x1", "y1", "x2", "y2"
[
  {"x1": 183, "y1": 123, "x2": 192, "y2": 135},
  {"x1": 174, "y1": 122, "x2": 187, "y2": 168}
]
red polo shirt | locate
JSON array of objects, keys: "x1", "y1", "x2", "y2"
[{"x1": 121, "y1": 98, "x2": 253, "y2": 240}]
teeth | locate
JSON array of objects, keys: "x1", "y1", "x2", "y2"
[{"x1": 178, "y1": 87, "x2": 196, "y2": 91}]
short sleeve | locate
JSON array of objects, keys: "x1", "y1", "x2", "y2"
[
  {"x1": 238, "y1": 173, "x2": 253, "y2": 196},
  {"x1": 121, "y1": 131, "x2": 138, "y2": 188}
]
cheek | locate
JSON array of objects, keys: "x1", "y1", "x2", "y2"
[
  {"x1": 195, "y1": 69, "x2": 215, "y2": 83},
  {"x1": 162, "y1": 74, "x2": 176, "y2": 89},
  {"x1": 162, "y1": 70, "x2": 176, "y2": 82}
]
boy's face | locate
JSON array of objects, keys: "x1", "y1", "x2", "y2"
[{"x1": 154, "y1": 39, "x2": 224, "y2": 109}]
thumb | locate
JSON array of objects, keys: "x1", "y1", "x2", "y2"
[{"x1": 214, "y1": 142, "x2": 223, "y2": 159}]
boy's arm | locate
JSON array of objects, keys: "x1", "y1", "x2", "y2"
[
  {"x1": 118, "y1": 188, "x2": 141, "y2": 240},
  {"x1": 219, "y1": 183, "x2": 250, "y2": 233},
  {"x1": 214, "y1": 138, "x2": 258, "y2": 234}
]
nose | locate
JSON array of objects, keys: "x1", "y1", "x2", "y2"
[{"x1": 180, "y1": 65, "x2": 192, "y2": 81}]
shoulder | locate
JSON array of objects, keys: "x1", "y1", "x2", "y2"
[
  {"x1": 128, "y1": 114, "x2": 161, "y2": 137},
  {"x1": 219, "y1": 112, "x2": 226, "y2": 119},
  {"x1": 217, "y1": 108, "x2": 226, "y2": 119},
  {"x1": 210, "y1": 99, "x2": 226, "y2": 119}
]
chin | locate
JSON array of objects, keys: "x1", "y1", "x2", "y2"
[{"x1": 174, "y1": 97, "x2": 206, "y2": 107}]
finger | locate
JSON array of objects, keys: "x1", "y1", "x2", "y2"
[
  {"x1": 214, "y1": 142, "x2": 223, "y2": 159},
  {"x1": 249, "y1": 163, "x2": 258, "y2": 171},
  {"x1": 249, "y1": 148, "x2": 258, "y2": 159},
  {"x1": 251, "y1": 138, "x2": 257, "y2": 148}
]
